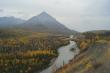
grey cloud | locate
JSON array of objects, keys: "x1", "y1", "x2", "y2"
[
  {"x1": 0, "y1": 0, "x2": 110, "y2": 32},
  {"x1": 0, "y1": 9, "x2": 3, "y2": 12}
]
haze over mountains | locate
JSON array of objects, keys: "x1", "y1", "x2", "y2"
[
  {"x1": 0, "y1": 12, "x2": 77, "y2": 34},
  {"x1": 0, "y1": 17, "x2": 25, "y2": 27}
]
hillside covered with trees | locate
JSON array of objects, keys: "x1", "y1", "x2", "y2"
[{"x1": 0, "y1": 29, "x2": 69, "y2": 73}]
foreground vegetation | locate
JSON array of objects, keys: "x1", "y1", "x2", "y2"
[
  {"x1": 54, "y1": 30, "x2": 110, "y2": 73},
  {"x1": 0, "y1": 29, "x2": 69, "y2": 73}
]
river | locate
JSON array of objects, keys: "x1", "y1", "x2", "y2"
[{"x1": 40, "y1": 41, "x2": 80, "y2": 73}]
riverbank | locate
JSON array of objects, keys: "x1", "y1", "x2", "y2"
[
  {"x1": 40, "y1": 41, "x2": 79, "y2": 73},
  {"x1": 54, "y1": 32, "x2": 110, "y2": 73}
]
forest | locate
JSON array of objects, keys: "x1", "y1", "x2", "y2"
[{"x1": 0, "y1": 29, "x2": 69, "y2": 73}]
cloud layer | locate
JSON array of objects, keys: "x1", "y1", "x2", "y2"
[{"x1": 0, "y1": 0, "x2": 110, "y2": 32}]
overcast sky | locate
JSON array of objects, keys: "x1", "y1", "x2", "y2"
[{"x1": 0, "y1": 0, "x2": 110, "y2": 32}]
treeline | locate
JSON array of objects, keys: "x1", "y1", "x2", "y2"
[
  {"x1": 75, "y1": 31, "x2": 110, "y2": 52},
  {"x1": 0, "y1": 36, "x2": 68, "y2": 52}
]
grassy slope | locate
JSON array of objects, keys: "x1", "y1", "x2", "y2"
[{"x1": 55, "y1": 31, "x2": 110, "y2": 73}]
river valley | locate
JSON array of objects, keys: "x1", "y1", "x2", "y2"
[{"x1": 40, "y1": 41, "x2": 80, "y2": 73}]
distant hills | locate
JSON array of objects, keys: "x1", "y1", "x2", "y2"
[
  {"x1": 0, "y1": 12, "x2": 77, "y2": 35},
  {"x1": 86, "y1": 30, "x2": 110, "y2": 34},
  {"x1": 0, "y1": 16, "x2": 25, "y2": 27},
  {"x1": 83, "y1": 30, "x2": 110, "y2": 36}
]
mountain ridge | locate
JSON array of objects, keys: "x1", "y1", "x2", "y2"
[
  {"x1": 0, "y1": 16, "x2": 25, "y2": 27},
  {"x1": 22, "y1": 12, "x2": 76, "y2": 35},
  {"x1": 0, "y1": 12, "x2": 77, "y2": 35}
]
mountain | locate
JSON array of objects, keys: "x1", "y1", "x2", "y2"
[
  {"x1": 0, "y1": 16, "x2": 25, "y2": 27},
  {"x1": 0, "y1": 12, "x2": 77, "y2": 35},
  {"x1": 22, "y1": 12, "x2": 76, "y2": 34}
]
